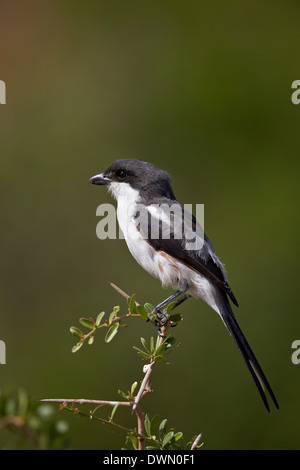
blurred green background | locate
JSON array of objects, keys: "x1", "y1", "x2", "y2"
[{"x1": 1, "y1": 0, "x2": 299, "y2": 450}]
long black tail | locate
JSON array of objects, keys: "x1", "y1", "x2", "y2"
[{"x1": 218, "y1": 293, "x2": 279, "y2": 412}]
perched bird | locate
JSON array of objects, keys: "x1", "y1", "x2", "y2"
[{"x1": 89, "y1": 159, "x2": 278, "y2": 412}]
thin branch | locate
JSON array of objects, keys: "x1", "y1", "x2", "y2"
[
  {"x1": 109, "y1": 281, "x2": 159, "y2": 413},
  {"x1": 132, "y1": 361, "x2": 156, "y2": 413},
  {"x1": 62, "y1": 406, "x2": 148, "y2": 438},
  {"x1": 132, "y1": 323, "x2": 171, "y2": 413},
  {"x1": 110, "y1": 282, "x2": 180, "y2": 414},
  {"x1": 41, "y1": 397, "x2": 148, "y2": 449},
  {"x1": 40, "y1": 398, "x2": 131, "y2": 407},
  {"x1": 108, "y1": 282, "x2": 140, "y2": 306},
  {"x1": 135, "y1": 405, "x2": 146, "y2": 450}
]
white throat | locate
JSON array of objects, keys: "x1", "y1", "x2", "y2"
[
  {"x1": 108, "y1": 181, "x2": 139, "y2": 203},
  {"x1": 108, "y1": 182, "x2": 141, "y2": 238}
]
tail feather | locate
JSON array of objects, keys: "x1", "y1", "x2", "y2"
[{"x1": 218, "y1": 294, "x2": 279, "y2": 412}]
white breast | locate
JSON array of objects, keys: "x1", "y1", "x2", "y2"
[{"x1": 109, "y1": 182, "x2": 160, "y2": 279}]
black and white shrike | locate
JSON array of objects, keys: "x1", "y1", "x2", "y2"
[{"x1": 89, "y1": 158, "x2": 279, "y2": 412}]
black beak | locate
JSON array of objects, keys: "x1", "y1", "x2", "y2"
[{"x1": 89, "y1": 173, "x2": 111, "y2": 185}]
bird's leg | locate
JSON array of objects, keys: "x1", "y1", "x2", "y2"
[
  {"x1": 152, "y1": 288, "x2": 189, "y2": 312},
  {"x1": 163, "y1": 292, "x2": 191, "y2": 316},
  {"x1": 148, "y1": 289, "x2": 190, "y2": 335},
  {"x1": 156, "y1": 293, "x2": 192, "y2": 336}
]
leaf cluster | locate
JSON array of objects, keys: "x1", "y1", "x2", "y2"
[
  {"x1": 124, "y1": 414, "x2": 203, "y2": 450},
  {"x1": 70, "y1": 307, "x2": 122, "y2": 352},
  {"x1": 133, "y1": 335, "x2": 176, "y2": 363}
]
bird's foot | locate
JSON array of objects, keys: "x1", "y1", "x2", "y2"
[{"x1": 146, "y1": 307, "x2": 170, "y2": 337}]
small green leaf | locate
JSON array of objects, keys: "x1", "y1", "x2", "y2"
[
  {"x1": 159, "y1": 418, "x2": 168, "y2": 438},
  {"x1": 174, "y1": 431, "x2": 183, "y2": 441},
  {"x1": 150, "y1": 415, "x2": 160, "y2": 436},
  {"x1": 108, "y1": 306, "x2": 120, "y2": 324},
  {"x1": 108, "y1": 311, "x2": 115, "y2": 324},
  {"x1": 154, "y1": 355, "x2": 164, "y2": 362},
  {"x1": 135, "y1": 305, "x2": 148, "y2": 319},
  {"x1": 165, "y1": 301, "x2": 176, "y2": 315},
  {"x1": 166, "y1": 336, "x2": 176, "y2": 345},
  {"x1": 169, "y1": 313, "x2": 182, "y2": 323},
  {"x1": 131, "y1": 381, "x2": 138, "y2": 396},
  {"x1": 128, "y1": 294, "x2": 136, "y2": 314},
  {"x1": 118, "y1": 390, "x2": 129, "y2": 400},
  {"x1": 124, "y1": 434, "x2": 138, "y2": 450},
  {"x1": 155, "y1": 342, "x2": 167, "y2": 357},
  {"x1": 162, "y1": 431, "x2": 174, "y2": 448},
  {"x1": 110, "y1": 403, "x2": 119, "y2": 421},
  {"x1": 156, "y1": 336, "x2": 175, "y2": 356},
  {"x1": 70, "y1": 326, "x2": 83, "y2": 339},
  {"x1": 147, "y1": 312, "x2": 157, "y2": 323},
  {"x1": 140, "y1": 337, "x2": 150, "y2": 353},
  {"x1": 88, "y1": 336, "x2": 94, "y2": 345},
  {"x1": 79, "y1": 318, "x2": 95, "y2": 329},
  {"x1": 105, "y1": 324, "x2": 119, "y2": 343},
  {"x1": 144, "y1": 303, "x2": 154, "y2": 313},
  {"x1": 132, "y1": 346, "x2": 150, "y2": 359},
  {"x1": 72, "y1": 342, "x2": 83, "y2": 353},
  {"x1": 144, "y1": 414, "x2": 151, "y2": 436},
  {"x1": 96, "y1": 311, "x2": 105, "y2": 326},
  {"x1": 138, "y1": 352, "x2": 150, "y2": 359},
  {"x1": 150, "y1": 336, "x2": 154, "y2": 353}
]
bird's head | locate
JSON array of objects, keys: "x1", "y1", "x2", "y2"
[{"x1": 89, "y1": 159, "x2": 176, "y2": 201}]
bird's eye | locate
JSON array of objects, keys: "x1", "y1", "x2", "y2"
[{"x1": 116, "y1": 170, "x2": 127, "y2": 179}]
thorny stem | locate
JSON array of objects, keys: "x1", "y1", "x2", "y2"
[
  {"x1": 40, "y1": 398, "x2": 132, "y2": 407},
  {"x1": 109, "y1": 281, "x2": 174, "y2": 413},
  {"x1": 44, "y1": 283, "x2": 193, "y2": 451},
  {"x1": 132, "y1": 323, "x2": 171, "y2": 413},
  {"x1": 108, "y1": 282, "x2": 137, "y2": 304},
  {"x1": 40, "y1": 398, "x2": 148, "y2": 449}
]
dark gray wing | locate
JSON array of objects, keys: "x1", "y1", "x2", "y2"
[{"x1": 136, "y1": 199, "x2": 238, "y2": 306}]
